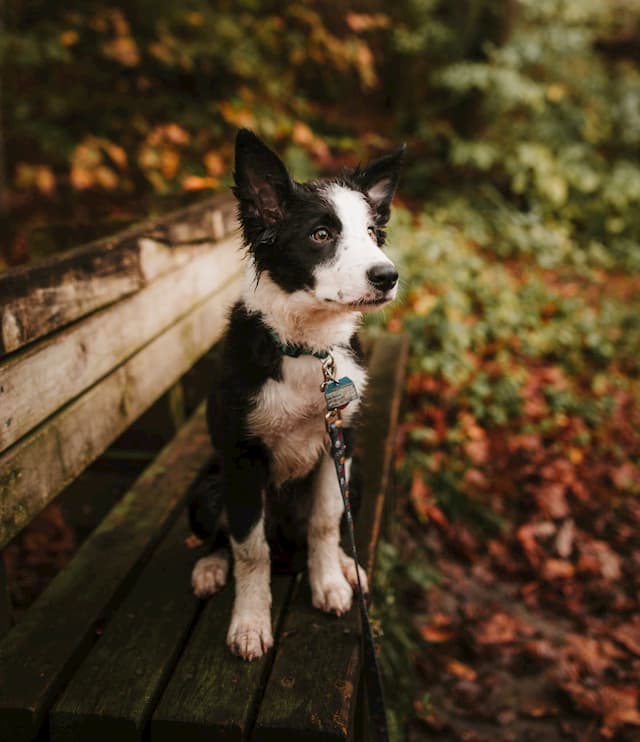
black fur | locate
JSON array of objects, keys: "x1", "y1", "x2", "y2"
[
  {"x1": 189, "y1": 129, "x2": 402, "y2": 563},
  {"x1": 232, "y1": 129, "x2": 404, "y2": 294}
]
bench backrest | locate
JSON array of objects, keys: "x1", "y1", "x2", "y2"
[{"x1": 0, "y1": 194, "x2": 242, "y2": 548}]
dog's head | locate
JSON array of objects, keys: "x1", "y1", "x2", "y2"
[{"x1": 233, "y1": 129, "x2": 404, "y2": 311}]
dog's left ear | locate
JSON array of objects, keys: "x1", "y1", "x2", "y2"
[{"x1": 354, "y1": 144, "x2": 406, "y2": 225}]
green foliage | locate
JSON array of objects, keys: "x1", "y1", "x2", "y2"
[
  {"x1": 375, "y1": 202, "x2": 640, "y2": 530},
  {"x1": 3, "y1": 0, "x2": 639, "y2": 273},
  {"x1": 371, "y1": 539, "x2": 439, "y2": 741}
]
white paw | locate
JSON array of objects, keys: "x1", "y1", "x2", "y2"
[
  {"x1": 191, "y1": 550, "x2": 229, "y2": 598},
  {"x1": 311, "y1": 569, "x2": 354, "y2": 615},
  {"x1": 227, "y1": 611, "x2": 273, "y2": 661},
  {"x1": 338, "y1": 549, "x2": 369, "y2": 596}
]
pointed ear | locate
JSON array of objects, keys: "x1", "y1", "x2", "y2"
[
  {"x1": 354, "y1": 144, "x2": 405, "y2": 225},
  {"x1": 233, "y1": 129, "x2": 292, "y2": 227}
]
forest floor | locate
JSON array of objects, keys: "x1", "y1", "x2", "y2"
[{"x1": 393, "y1": 481, "x2": 640, "y2": 742}]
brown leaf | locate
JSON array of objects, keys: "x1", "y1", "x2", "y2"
[
  {"x1": 578, "y1": 539, "x2": 622, "y2": 580},
  {"x1": 612, "y1": 619, "x2": 640, "y2": 657},
  {"x1": 600, "y1": 685, "x2": 640, "y2": 734},
  {"x1": 446, "y1": 658, "x2": 478, "y2": 681},
  {"x1": 555, "y1": 518, "x2": 575, "y2": 558},
  {"x1": 184, "y1": 534, "x2": 204, "y2": 549},
  {"x1": 473, "y1": 611, "x2": 532, "y2": 645},
  {"x1": 541, "y1": 558, "x2": 575, "y2": 581},
  {"x1": 565, "y1": 634, "x2": 612, "y2": 675},
  {"x1": 410, "y1": 471, "x2": 448, "y2": 527},
  {"x1": 534, "y1": 482, "x2": 570, "y2": 518},
  {"x1": 419, "y1": 624, "x2": 455, "y2": 643}
]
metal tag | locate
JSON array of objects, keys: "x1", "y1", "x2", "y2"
[{"x1": 324, "y1": 376, "x2": 358, "y2": 411}]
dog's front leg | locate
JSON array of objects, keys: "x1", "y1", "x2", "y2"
[
  {"x1": 308, "y1": 451, "x2": 368, "y2": 615},
  {"x1": 225, "y1": 458, "x2": 273, "y2": 661}
]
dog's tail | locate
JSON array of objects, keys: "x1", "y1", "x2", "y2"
[{"x1": 188, "y1": 463, "x2": 225, "y2": 541}]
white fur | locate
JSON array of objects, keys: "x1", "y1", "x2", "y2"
[
  {"x1": 243, "y1": 267, "x2": 361, "y2": 351},
  {"x1": 313, "y1": 185, "x2": 397, "y2": 306},
  {"x1": 227, "y1": 516, "x2": 273, "y2": 661},
  {"x1": 308, "y1": 452, "x2": 354, "y2": 614},
  {"x1": 192, "y1": 549, "x2": 229, "y2": 597},
  {"x1": 248, "y1": 346, "x2": 366, "y2": 485},
  {"x1": 245, "y1": 263, "x2": 367, "y2": 486}
]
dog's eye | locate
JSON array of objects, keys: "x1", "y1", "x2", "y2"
[
  {"x1": 311, "y1": 227, "x2": 330, "y2": 242},
  {"x1": 368, "y1": 226, "x2": 377, "y2": 240}
]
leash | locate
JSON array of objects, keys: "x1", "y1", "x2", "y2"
[{"x1": 320, "y1": 352, "x2": 390, "y2": 742}]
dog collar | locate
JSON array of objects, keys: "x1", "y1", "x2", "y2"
[{"x1": 267, "y1": 328, "x2": 330, "y2": 360}]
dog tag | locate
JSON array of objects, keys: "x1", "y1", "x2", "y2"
[{"x1": 324, "y1": 376, "x2": 358, "y2": 411}]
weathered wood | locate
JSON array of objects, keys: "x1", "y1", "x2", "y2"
[
  {"x1": 253, "y1": 580, "x2": 361, "y2": 742},
  {"x1": 0, "y1": 233, "x2": 241, "y2": 455},
  {"x1": 0, "y1": 194, "x2": 236, "y2": 357},
  {"x1": 0, "y1": 271, "x2": 242, "y2": 548},
  {"x1": 49, "y1": 512, "x2": 207, "y2": 742},
  {"x1": 355, "y1": 333, "x2": 409, "y2": 572},
  {"x1": 0, "y1": 557, "x2": 12, "y2": 638},
  {"x1": 0, "y1": 405, "x2": 212, "y2": 742},
  {"x1": 253, "y1": 333, "x2": 409, "y2": 741},
  {"x1": 151, "y1": 575, "x2": 294, "y2": 742}
]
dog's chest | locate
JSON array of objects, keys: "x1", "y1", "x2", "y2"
[{"x1": 248, "y1": 348, "x2": 366, "y2": 485}]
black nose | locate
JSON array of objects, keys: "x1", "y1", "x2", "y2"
[{"x1": 367, "y1": 263, "x2": 398, "y2": 292}]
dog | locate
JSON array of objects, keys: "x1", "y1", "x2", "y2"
[{"x1": 189, "y1": 129, "x2": 404, "y2": 661}]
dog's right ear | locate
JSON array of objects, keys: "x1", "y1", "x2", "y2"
[{"x1": 233, "y1": 129, "x2": 292, "y2": 227}]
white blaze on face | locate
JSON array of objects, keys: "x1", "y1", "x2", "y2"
[{"x1": 313, "y1": 184, "x2": 397, "y2": 307}]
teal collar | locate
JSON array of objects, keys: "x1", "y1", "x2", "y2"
[{"x1": 267, "y1": 328, "x2": 330, "y2": 360}]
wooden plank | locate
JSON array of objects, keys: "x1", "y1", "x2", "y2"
[
  {"x1": 253, "y1": 333, "x2": 408, "y2": 742},
  {"x1": 0, "y1": 270, "x2": 242, "y2": 549},
  {"x1": 151, "y1": 575, "x2": 294, "y2": 742},
  {"x1": 0, "y1": 405, "x2": 212, "y2": 742},
  {"x1": 0, "y1": 194, "x2": 236, "y2": 357},
  {"x1": 49, "y1": 512, "x2": 206, "y2": 742},
  {"x1": 0, "y1": 556, "x2": 12, "y2": 638},
  {"x1": 0, "y1": 233, "x2": 241, "y2": 455},
  {"x1": 355, "y1": 333, "x2": 409, "y2": 573}
]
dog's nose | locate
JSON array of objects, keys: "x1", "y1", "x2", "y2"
[{"x1": 367, "y1": 263, "x2": 398, "y2": 292}]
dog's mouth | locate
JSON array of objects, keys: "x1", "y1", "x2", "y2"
[
  {"x1": 323, "y1": 295, "x2": 394, "y2": 311},
  {"x1": 347, "y1": 296, "x2": 392, "y2": 309}
]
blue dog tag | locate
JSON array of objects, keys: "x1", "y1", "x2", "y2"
[{"x1": 324, "y1": 376, "x2": 358, "y2": 411}]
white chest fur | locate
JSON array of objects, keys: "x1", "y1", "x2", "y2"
[{"x1": 247, "y1": 347, "x2": 366, "y2": 486}]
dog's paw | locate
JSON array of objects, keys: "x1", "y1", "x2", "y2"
[
  {"x1": 191, "y1": 550, "x2": 229, "y2": 598},
  {"x1": 338, "y1": 549, "x2": 369, "y2": 597},
  {"x1": 311, "y1": 571, "x2": 354, "y2": 616},
  {"x1": 227, "y1": 614, "x2": 273, "y2": 661}
]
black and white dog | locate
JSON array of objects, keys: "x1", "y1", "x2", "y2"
[{"x1": 189, "y1": 129, "x2": 403, "y2": 661}]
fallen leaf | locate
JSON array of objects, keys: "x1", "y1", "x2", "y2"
[
  {"x1": 184, "y1": 534, "x2": 204, "y2": 549},
  {"x1": 541, "y1": 558, "x2": 575, "y2": 580},
  {"x1": 555, "y1": 518, "x2": 575, "y2": 558},
  {"x1": 446, "y1": 658, "x2": 477, "y2": 681},
  {"x1": 612, "y1": 619, "x2": 640, "y2": 657},
  {"x1": 473, "y1": 611, "x2": 532, "y2": 645},
  {"x1": 418, "y1": 624, "x2": 455, "y2": 643}
]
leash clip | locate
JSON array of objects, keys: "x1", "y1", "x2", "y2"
[{"x1": 320, "y1": 352, "x2": 337, "y2": 390}]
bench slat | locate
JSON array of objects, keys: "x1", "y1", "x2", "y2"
[
  {"x1": 0, "y1": 234, "x2": 241, "y2": 455},
  {"x1": 151, "y1": 575, "x2": 294, "y2": 742},
  {"x1": 0, "y1": 195, "x2": 236, "y2": 357},
  {"x1": 0, "y1": 271, "x2": 241, "y2": 548},
  {"x1": 0, "y1": 404, "x2": 211, "y2": 742},
  {"x1": 49, "y1": 512, "x2": 207, "y2": 742},
  {"x1": 253, "y1": 333, "x2": 408, "y2": 741}
]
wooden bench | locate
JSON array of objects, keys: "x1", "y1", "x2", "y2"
[{"x1": 0, "y1": 194, "x2": 408, "y2": 742}]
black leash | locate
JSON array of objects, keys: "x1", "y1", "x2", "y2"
[{"x1": 321, "y1": 353, "x2": 390, "y2": 742}]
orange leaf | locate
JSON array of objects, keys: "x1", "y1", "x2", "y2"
[
  {"x1": 445, "y1": 658, "x2": 477, "y2": 681},
  {"x1": 418, "y1": 625, "x2": 454, "y2": 643}
]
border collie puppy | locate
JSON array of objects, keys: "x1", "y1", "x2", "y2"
[{"x1": 190, "y1": 129, "x2": 404, "y2": 660}]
